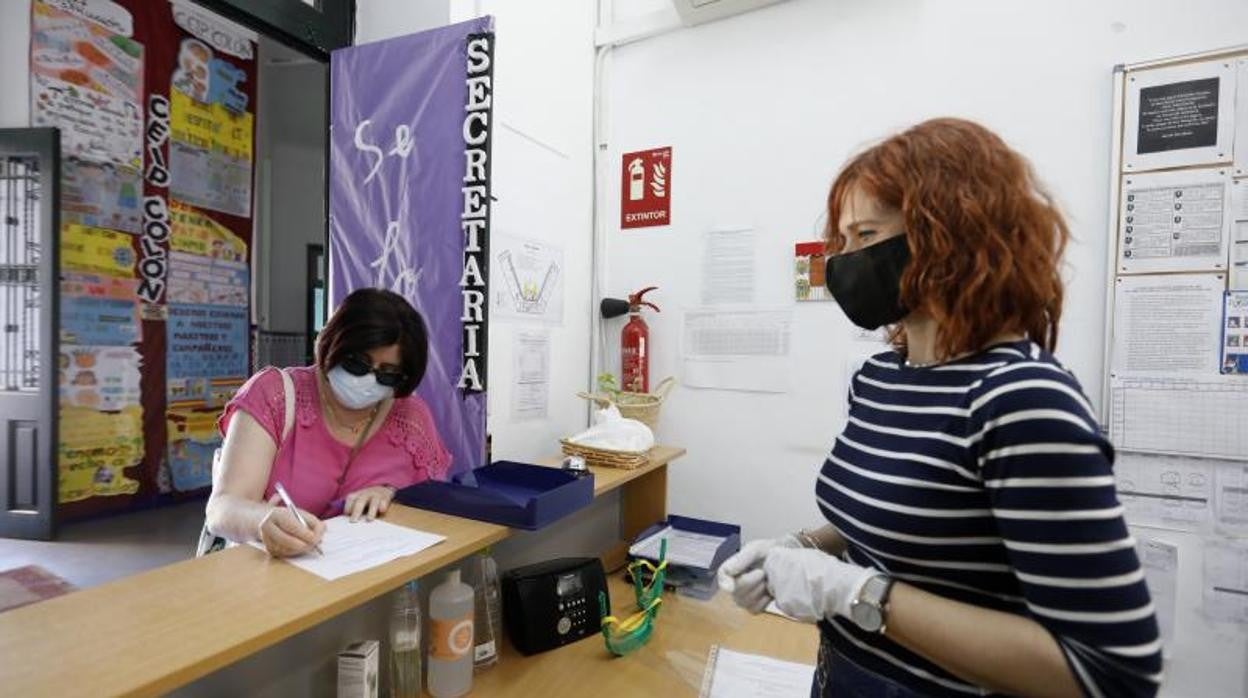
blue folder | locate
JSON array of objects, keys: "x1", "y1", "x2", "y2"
[{"x1": 394, "y1": 461, "x2": 595, "y2": 531}]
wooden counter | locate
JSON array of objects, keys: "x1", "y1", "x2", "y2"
[
  {"x1": 0, "y1": 446, "x2": 685, "y2": 697},
  {"x1": 473, "y1": 575, "x2": 819, "y2": 696}
]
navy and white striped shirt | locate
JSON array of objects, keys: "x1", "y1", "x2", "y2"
[{"x1": 817, "y1": 340, "x2": 1161, "y2": 697}]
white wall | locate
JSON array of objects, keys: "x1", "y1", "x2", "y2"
[
  {"x1": 599, "y1": 1, "x2": 1248, "y2": 696},
  {"x1": 354, "y1": 0, "x2": 450, "y2": 44},
  {"x1": 0, "y1": 0, "x2": 31, "y2": 128}
]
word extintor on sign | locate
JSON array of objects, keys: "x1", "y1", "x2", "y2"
[
  {"x1": 140, "y1": 93, "x2": 171, "y2": 305},
  {"x1": 458, "y1": 32, "x2": 494, "y2": 393}
]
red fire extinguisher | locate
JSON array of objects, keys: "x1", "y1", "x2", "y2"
[{"x1": 621, "y1": 286, "x2": 659, "y2": 393}]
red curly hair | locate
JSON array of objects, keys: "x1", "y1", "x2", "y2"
[{"x1": 825, "y1": 118, "x2": 1069, "y2": 358}]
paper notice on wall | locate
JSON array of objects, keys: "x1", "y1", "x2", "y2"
[
  {"x1": 60, "y1": 294, "x2": 141, "y2": 346},
  {"x1": 1123, "y1": 60, "x2": 1236, "y2": 172},
  {"x1": 702, "y1": 228, "x2": 756, "y2": 305},
  {"x1": 682, "y1": 309, "x2": 791, "y2": 393},
  {"x1": 1214, "y1": 460, "x2": 1248, "y2": 537},
  {"x1": 58, "y1": 405, "x2": 143, "y2": 503},
  {"x1": 30, "y1": 1, "x2": 144, "y2": 168},
  {"x1": 1109, "y1": 378, "x2": 1248, "y2": 461},
  {"x1": 167, "y1": 40, "x2": 254, "y2": 217},
  {"x1": 39, "y1": 0, "x2": 133, "y2": 37},
  {"x1": 58, "y1": 345, "x2": 142, "y2": 410},
  {"x1": 61, "y1": 224, "x2": 137, "y2": 277},
  {"x1": 1222, "y1": 291, "x2": 1248, "y2": 374},
  {"x1": 31, "y1": 73, "x2": 142, "y2": 169},
  {"x1": 1111, "y1": 273, "x2": 1225, "y2": 380},
  {"x1": 1233, "y1": 179, "x2": 1248, "y2": 290},
  {"x1": 1117, "y1": 168, "x2": 1231, "y2": 274},
  {"x1": 491, "y1": 233, "x2": 564, "y2": 325},
  {"x1": 166, "y1": 304, "x2": 249, "y2": 408},
  {"x1": 62, "y1": 159, "x2": 142, "y2": 234},
  {"x1": 511, "y1": 330, "x2": 550, "y2": 422},
  {"x1": 1136, "y1": 536, "x2": 1179, "y2": 650},
  {"x1": 1236, "y1": 59, "x2": 1248, "y2": 177},
  {"x1": 166, "y1": 407, "x2": 222, "y2": 492},
  {"x1": 1204, "y1": 538, "x2": 1248, "y2": 626},
  {"x1": 170, "y1": 0, "x2": 257, "y2": 59},
  {"x1": 1115, "y1": 453, "x2": 1214, "y2": 532}
]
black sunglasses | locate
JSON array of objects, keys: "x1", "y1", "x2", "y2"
[{"x1": 340, "y1": 355, "x2": 406, "y2": 387}]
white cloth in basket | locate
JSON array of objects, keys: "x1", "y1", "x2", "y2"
[{"x1": 567, "y1": 405, "x2": 655, "y2": 452}]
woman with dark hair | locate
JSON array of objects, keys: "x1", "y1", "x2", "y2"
[
  {"x1": 206, "y1": 288, "x2": 450, "y2": 558},
  {"x1": 720, "y1": 119, "x2": 1161, "y2": 697}
]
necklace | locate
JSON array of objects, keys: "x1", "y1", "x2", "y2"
[{"x1": 320, "y1": 374, "x2": 382, "y2": 435}]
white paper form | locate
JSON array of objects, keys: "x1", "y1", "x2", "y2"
[
  {"x1": 1232, "y1": 179, "x2": 1248, "y2": 290},
  {"x1": 1109, "y1": 378, "x2": 1248, "y2": 461},
  {"x1": 510, "y1": 330, "x2": 550, "y2": 422},
  {"x1": 1203, "y1": 539, "x2": 1248, "y2": 626},
  {"x1": 682, "y1": 309, "x2": 792, "y2": 393},
  {"x1": 702, "y1": 228, "x2": 756, "y2": 305},
  {"x1": 1111, "y1": 273, "x2": 1225, "y2": 380},
  {"x1": 700, "y1": 647, "x2": 815, "y2": 698},
  {"x1": 1214, "y1": 460, "x2": 1248, "y2": 536},
  {"x1": 1116, "y1": 453, "x2": 1214, "y2": 532},
  {"x1": 1117, "y1": 168, "x2": 1231, "y2": 274},
  {"x1": 248, "y1": 516, "x2": 445, "y2": 581},
  {"x1": 1236, "y1": 59, "x2": 1248, "y2": 178},
  {"x1": 1136, "y1": 536, "x2": 1179, "y2": 649},
  {"x1": 1123, "y1": 60, "x2": 1236, "y2": 173},
  {"x1": 629, "y1": 526, "x2": 728, "y2": 568}
]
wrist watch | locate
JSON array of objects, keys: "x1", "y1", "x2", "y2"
[{"x1": 849, "y1": 573, "x2": 895, "y2": 634}]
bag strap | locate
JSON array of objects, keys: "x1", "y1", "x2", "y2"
[{"x1": 279, "y1": 367, "x2": 295, "y2": 443}]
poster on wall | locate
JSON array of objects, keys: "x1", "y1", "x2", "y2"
[
  {"x1": 31, "y1": 0, "x2": 258, "y2": 513},
  {"x1": 1124, "y1": 59, "x2": 1236, "y2": 172},
  {"x1": 795, "y1": 241, "x2": 831, "y2": 302},
  {"x1": 330, "y1": 17, "x2": 495, "y2": 475},
  {"x1": 1223, "y1": 291, "x2": 1248, "y2": 375},
  {"x1": 166, "y1": 303, "x2": 248, "y2": 407},
  {"x1": 30, "y1": 0, "x2": 144, "y2": 169},
  {"x1": 621, "y1": 146, "x2": 672, "y2": 229},
  {"x1": 490, "y1": 233, "x2": 564, "y2": 325},
  {"x1": 59, "y1": 345, "x2": 142, "y2": 411},
  {"x1": 1117, "y1": 168, "x2": 1230, "y2": 274}
]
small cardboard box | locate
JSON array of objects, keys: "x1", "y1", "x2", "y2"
[{"x1": 337, "y1": 640, "x2": 379, "y2": 698}]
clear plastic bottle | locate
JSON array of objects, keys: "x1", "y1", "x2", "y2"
[
  {"x1": 428, "y1": 569, "x2": 474, "y2": 697},
  {"x1": 472, "y1": 549, "x2": 502, "y2": 670},
  {"x1": 389, "y1": 580, "x2": 422, "y2": 698}
]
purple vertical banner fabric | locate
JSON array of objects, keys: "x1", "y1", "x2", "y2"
[{"x1": 329, "y1": 17, "x2": 494, "y2": 475}]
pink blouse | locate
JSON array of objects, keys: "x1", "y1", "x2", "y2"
[{"x1": 218, "y1": 365, "x2": 451, "y2": 519}]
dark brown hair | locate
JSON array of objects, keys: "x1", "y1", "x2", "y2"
[
  {"x1": 825, "y1": 117, "x2": 1069, "y2": 357},
  {"x1": 315, "y1": 288, "x2": 429, "y2": 398}
]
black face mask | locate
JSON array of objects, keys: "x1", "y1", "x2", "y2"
[{"x1": 825, "y1": 234, "x2": 912, "y2": 329}]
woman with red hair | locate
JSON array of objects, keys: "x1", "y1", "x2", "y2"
[{"x1": 721, "y1": 119, "x2": 1160, "y2": 697}]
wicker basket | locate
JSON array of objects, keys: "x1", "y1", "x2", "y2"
[
  {"x1": 559, "y1": 440, "x2": 653, "y2": 470},
  {"x1": 577, "y1": 377, "x2": 675, "y2": 431}
]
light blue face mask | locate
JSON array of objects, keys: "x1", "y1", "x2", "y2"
[{"x1": 326, "y1": 364, "x2": 394, "y2": 409}]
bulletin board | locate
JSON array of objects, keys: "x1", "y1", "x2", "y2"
[
  {"x1": 1102, "y1": 45, "x2": 1248, "y2": 675},
  {"x1": 30, "y1": 0, "x2": 258, "y2": 518}
]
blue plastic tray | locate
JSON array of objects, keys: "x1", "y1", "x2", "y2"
[{"x1": 394, "y1": 461, "x2": 595, "y2": 531}]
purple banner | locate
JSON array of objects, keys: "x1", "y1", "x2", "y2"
[{"x1": 329, "y1": 17, "x2": 494, "y2": 475}]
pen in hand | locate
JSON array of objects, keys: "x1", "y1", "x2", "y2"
[{"x1": 273, "y1": 481, "x2": 325, "y2": 556}]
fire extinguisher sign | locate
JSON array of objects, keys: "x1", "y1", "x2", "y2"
[{"x1": 621, "y1": 147, "x2": 672, "y2": 229}]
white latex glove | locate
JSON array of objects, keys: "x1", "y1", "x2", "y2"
[
  {"x1": 718, "y1": 534, "x2": 802, "y2": 613},
  {"x1": 763, "y1": 547, "x2": 878, "y2": 623}
]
